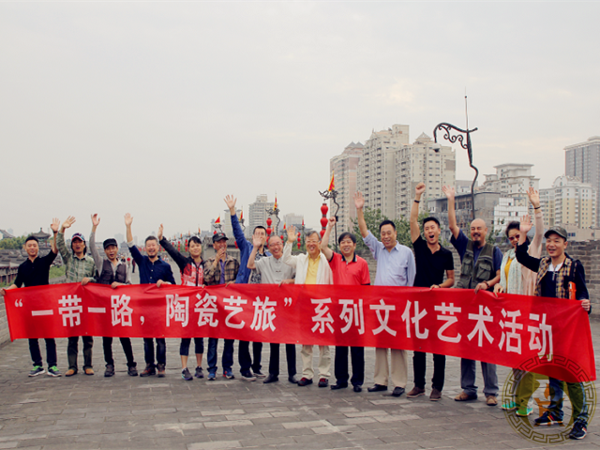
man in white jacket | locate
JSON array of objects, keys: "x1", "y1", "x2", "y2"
[{"x1": 283, "y1": 225, "x2": 333, "y2": 387}]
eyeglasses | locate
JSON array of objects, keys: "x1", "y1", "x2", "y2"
[{"x1": 508, "y1": 235, "x2": 520, "y2": 241}]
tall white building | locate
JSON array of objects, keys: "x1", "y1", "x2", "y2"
[
  {"x1": 480, "y1": 163, "x2": 539, "y2": 206},
  {"x1": 565, "y1": 136, "x2": 600, "y2": 226},
  {"x1": 247, "y1": 195, "x2": 275, "y2": 238},
  {"x1": 329, "y1": 142, "x2": 363, "y2": 233},
  {"x1": 493, "y1": 197, "x2": 528, "y2": 230},
  {"x1": 540, "y1": 175, "x2": 596, "y2": 229},
  {"x1": 395, "y1": 133, "x2": 455, "y2": 220},
  {"x1": 221, "y1": 209, "x2": 242, "y2": 239},
  {"x1": 357, "y1": 124, "x2": 410, "y2": 218}
]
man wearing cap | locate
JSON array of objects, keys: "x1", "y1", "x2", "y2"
[
  {"x1": 204, "y1": 231, "x2": 240, "y2": 380},
  {"x1": 57, "y1": 216, "x2": 98, "y2": 376},
  {"x1": 442, "y1": 186, "x2": 502, "y2": 406},
  {"x1": 516, "y1": 223, "x2": 591, "y2": 440},
  {"x1": 1, "y1": 219, "x2": 61, "y2": 377},
  {"x1": 89, "y1": 214, "x2": 137, "y2": 377},
  {"x1": 125, "y1": 213, "x2": 175, "y2": 378}
]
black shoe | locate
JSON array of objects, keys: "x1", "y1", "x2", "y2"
[
  {"x1": 392, "y1": 387, "x2": 405, "y2": 397},
  {"x1": 157, "y1": 364, "x2": 166, "y2": 378},
  {"x1": 330, "y1": 383, "x2": 348, "y2": 390},
  {"x1": 104, "y1": 364, "x2": 115, "y2": 377},
  {"x1": 128, "y1": 365, "x2": 138, "y2": 377},
  {"x1": 194, "y1": 366, "x2": 204, "y2": 379},
  {"x1": 318, "y1": 378, "x2": 328, "y2": 388},
  {"x1": 263, "y1": 374, "x2": 279, "y2": 384},
  {"x1": 368, "y1": 384, "x2": 387, "y2": 392},
  {"x1": 140, "y1": 364, "x2": 156, "y2": 377},
  {"x1": 288, "y1": 375, "x2": 298, "y2": 384},
  {"x1": 297, "y1": 377, "x2": 313, "y2": 386},
  {"x1": 353, "y1": 385, "x2": 362, "y2": 393}
]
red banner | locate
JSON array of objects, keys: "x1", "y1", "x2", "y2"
[{"x1": 4, "y1": 283, "x2": 595, "y2": 382}]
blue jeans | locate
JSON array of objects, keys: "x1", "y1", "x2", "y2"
[
  {"x1": 547, "y1": 378, "x2": 589, "y2": 425},
  {"x1": 207, "y1": 338, "x2": 234, "y2": 373}
]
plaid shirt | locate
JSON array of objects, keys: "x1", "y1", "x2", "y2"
[
  {"x1": 57, "y1": 232, "x2": 97, "y2": 282},
  {"x1": 203, "y1": 256, "x2": 239, "y2": 286}
]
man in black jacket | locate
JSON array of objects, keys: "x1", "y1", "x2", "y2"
[{"x1": 90, "y1": 214, "x2": 138, "y2": 377}]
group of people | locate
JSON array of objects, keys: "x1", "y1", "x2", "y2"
[{"x1": 1, "y1": 185, "x2": 592, "y2": 440}]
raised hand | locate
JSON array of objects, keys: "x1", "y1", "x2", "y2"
[
  {"x1": 442, "y1": 185, "x2": 455, "y2": 200},
  {"x1": 520, "y1": 215, "x2": 533, "y2": 234},
  {"x1": 287, "y1": 225, "x2": 297, "y2": 242},
  {"x1": 50, "y1": 218, "x2": 60, "y2": 234},
  {"x1": 415, "y1": 182, "x2": 426, "y2": 197},
  {"x1": 224, "y1": 195, "x2": 237, "y2": 214},
  {"x1": 91, "y1": 214, "x2": 100, "y2": 227},
  {"x1": 252, "y1": 234, "x2": 264, "y2": 248},
  {"x1": 61, "y1": 216, "x2": 76, "y2": 231},
  {"x1": 158, "y1": 224, "x2": 164, "y2": 241},
  {"x1": 354, "y1": 191, "x2": 365, "y2": 210},
  {"x1": 124, "y1": 213, "x2": 133, "y2": 227},
  {"x1": 527, "y1": 187, "x2": 540, "y2": 209},
  {"x1": 327, "y1": 217, "x2": 336, "y2": 228}
]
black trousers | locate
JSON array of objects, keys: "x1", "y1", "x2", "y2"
[
  {"x1": 144, "y1": 338, "x2": 166, "y2": 367},
  {"x1": 179, "y1": 338, "x2": 204, "y2": 356},
  {"x1": 103, "y1": 337, "x2": 136, "y2": 367},
  {"x1": 67, "y1": 336, "x2": 93, "y2": 370},
  {"x1": 239, "y1": 341, "x2": 263, "y2": 373},
  {"x1": 268, "y1": 343, "x2": 296, "y2": 377},
  {"x1": 334, "y1": 346, "x2": 364, "y2": 386},
  {"x1": 29, "y1": 338, "x2": 57, "y2": 367},
  {"x1": 413, "y1": 351, "x2": 446, "y2": 391}
]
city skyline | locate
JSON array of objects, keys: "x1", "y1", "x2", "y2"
[{"x1": 1, "y1": 3, "x2": 598, "y2": 239}]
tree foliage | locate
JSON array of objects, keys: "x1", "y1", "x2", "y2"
[{"x1": 0, "y1": 236, "x2": 27, "y2": 250}]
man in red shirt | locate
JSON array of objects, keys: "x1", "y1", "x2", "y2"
[{"x1": 321, "y1": 217, "x2": 370, "y2": 392}]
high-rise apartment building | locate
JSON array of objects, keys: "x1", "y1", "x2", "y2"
[
  {"x1": 565, "y1": 136, "x2": 600, "y2": 226},
  {"x1": 539, "y1": 175, "x2": 596, "y2": 229},
  {"x1": 357, "y1": 124, "x2": 410, "y2": 218},
  {"x1": 480, "y1": 164, "x2": 539, "y2": 206},
  {"x1": 395, "y1": 133, "x2": 455, "y2": 220},
  {"x1": 329, "y1": 142, "x2": 363, "y2": 233},
  {"x1": 247, "y1": 195, "x2": 275, "y2": 239}
]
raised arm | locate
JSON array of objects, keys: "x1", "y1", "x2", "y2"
[
  {"x1": 89, "y1": 214, "x2": 103, "y2": 273},
  {"x1": 125, "y1": 213, "x2": 134, "y2": 244},
  {"x1": 320, "y1": 217, "x2": 335, "y2": 261},
  {"x1": 57, "y1": 215, "x2": 76, "y2": 262},
  {"x1": 158, "y1": 224, "x2": 188, "y2": 271},
  {"x1": 354, "y1": 191, "x2": 368, "y2": 239},
  {"x1": 527, "y1": 187, "x2": 544, "y2": 256},
  {"x1": 282, "y1": 225, "x2": 298, "y2": 267},
  {"x1": 50, "y1": 218, "x2": 60, "y2": 254},
  {"x1": 247, "y1": 235, "x2": 262, "y2": 270},
  {"x1": 410, "y1": 182, "x2": 425, "y2": 243},
  {"x1": 442, "y1": 185, "x2": 459, "y2": 239}
]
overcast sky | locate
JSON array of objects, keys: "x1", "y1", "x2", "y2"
[{"x1": 1, "y1": 2, "x2": 598, "y2": 241}]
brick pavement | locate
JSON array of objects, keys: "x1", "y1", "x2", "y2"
[{"x1": 0, "y1": 327, "x2": 599, "y2": 450}]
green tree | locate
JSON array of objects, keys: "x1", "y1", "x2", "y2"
[{"x1": 0, "y1": 236, "x2": 27, "y2": 250}]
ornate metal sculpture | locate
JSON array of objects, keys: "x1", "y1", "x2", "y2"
[
  {"x1": 265, "y1": 204, "x2": 280, "y2": 237},
  {"x1": 433, "y1": 122, "x2": 479, "y2": 221}
]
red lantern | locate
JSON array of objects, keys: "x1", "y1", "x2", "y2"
[
  {"x1": 320, "y1": 230, "x2": 326, "y2": 238},
  {"x1": 321, "y1": 203, "x2": 329, "y2": 215},
  {"x1": 234, "y1": 241, "x2": 238, "y2": 249},
  {"x1": 266, "y1": 217, "x2": 272, "y2": 227},
  {"x1": 320, "y1": 217, "x2": 328, "y2": 228},
  {"x1": 266, "y1": 227, "x2": 272, "y2": 236}
]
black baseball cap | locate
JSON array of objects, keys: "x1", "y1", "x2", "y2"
[
  {"x1": 212, "y1": 232, "x2": 229, "y2": 243},
  {"x1": 544, "y1": 226, "x2": 568, "y2": 241},
  {"x1": 103, "y1": 238, "x2": 118, "y2": 249}
]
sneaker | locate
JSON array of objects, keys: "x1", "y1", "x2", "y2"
[
  {"x1": 47, "y1": 366, "x2": 61, "y2": 377},
  {"x1": 182, "y1": 368, "x2": 193, "y2": 381},
  {"x1": 207, "y1": 371, "x2": 216, "y2": 381},
  {"x1": 194, "y1": 367, "x2": 204, "y2": 379},
  {"x1": 297, "y1": 377, "x2": 313, "y2": 386},
  {"x1": 29, "y1": 366, "x2": 45, "y2": 377},
  {"x1": 157, "y1": 364, "x2": 166, "y2": 378},
  {"x1": 516, "y1": 406, "x2": 533, "y2": 417},
  {"x1": 534, "y1": 411, "x2": 563, "y2": 426},
  {"x1": 501, "y1": 399, "x2": 518, "y2": 411},
  {"x1": 104, "y1": 364, "x2": 115, "y2": 377},
  {"x1": 140, "y1": 364, "x2": 156, "y2": 377},
  {"x1": 407, "y1": 386, "x2": 425, "y2": 398},
  {"x1": 569, "y1": 421, "x2": 587, "y2": 440},
  {"x1": 430, "y1": 388, "x2": 442, "y2": 401},
  {"x1": 241, "y1": 371, "x2": 256, "y2": 382},
  {"x1": 318, "y1": 378, "x2": 328, "y2": 388},
  {"x1": 128, "y1": 365, "x2": 138, "y2": 377},
  {"x1": 223, "y1": 369, "x2": 234, "y2": 379},
  {"x1": 253, "y1": 370, "x2": 266, "y2": 378}
]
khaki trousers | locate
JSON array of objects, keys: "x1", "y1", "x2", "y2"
[
  {"x1": 373, "y1": 348, "x2": 407, "y2": 388},
  {"x1": 300, "y1": 345, "x2": 331, "y2": 380}
]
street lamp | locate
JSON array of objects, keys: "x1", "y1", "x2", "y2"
[{"x1": 433, "y1": 122, "x2": 479, "y2": 221}]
